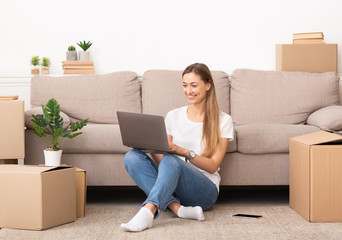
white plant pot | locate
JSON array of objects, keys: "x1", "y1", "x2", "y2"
[
  {"x1": 44, "y1": 149, "x2": 63, "y2": 166},
  {"x1": 66, "y1": 51, "x2": 77, "y2": 61},
  {"x1": 78, "y1": 51, "x2": 90, "y2": 61}
]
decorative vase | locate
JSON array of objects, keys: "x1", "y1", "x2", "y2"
[
  {"x1": 31, "y1": 66, "x2": 39, "y2": 75},
  {"x1": 42, "y1": 67, "x2": 49, "y2": 75},
  {"x1": 43, "y1": 149, "x2": 63, "y2": 166},
  {"x1": 78, "y1": 51, "x2": 90, "y2": 61},
  {"x1": 66, "y1": 51, "x2": 77, "y2": 61}
]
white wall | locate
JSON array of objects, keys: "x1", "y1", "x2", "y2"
[{"x1": 1, "y1": 0, "x2": 342, "y2": 75}]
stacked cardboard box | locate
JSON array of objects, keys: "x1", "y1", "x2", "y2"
[
  {"x1": 0, "y1": 99, "x2": 24, "y2": 160},
  {"x1": 276, "y1": 32, "x2": 337, "y2": 73},
  {"x1": 276, "y1": 43, "x2": 337, "y2": 72},
  {"x1": 62, "y1": 61, "x2": 95, "y2": 75}
]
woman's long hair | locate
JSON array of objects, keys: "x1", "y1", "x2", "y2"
[{"x1": 182, "y1": 63, "x2": 221, "y2": 157}]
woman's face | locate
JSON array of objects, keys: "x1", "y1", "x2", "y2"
[{"x1": 182, "y1": 72, "x2": 211, "y2": 105}]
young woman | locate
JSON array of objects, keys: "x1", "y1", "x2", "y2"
[{"x1": 121, "y1": 63, "x2": 234, "y2": 232}]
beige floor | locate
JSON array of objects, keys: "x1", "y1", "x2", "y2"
[{"x1": 1, "y1": 186, "x2": 342, "y2": 240}]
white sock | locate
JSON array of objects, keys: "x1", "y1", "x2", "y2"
[
  {"x1": 177, "y1": 206, "x2": 204, "y2": 221},
  {"x1": 120, "y1": 207, "x2": 154, "y2": 232}
]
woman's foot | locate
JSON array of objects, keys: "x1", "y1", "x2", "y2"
[
  {"x1": 120, "y1": 207, "x2": 154, "y2": 232},
  {"x1": 177, "y1": 206, "x2": 205, "y2": 221}
]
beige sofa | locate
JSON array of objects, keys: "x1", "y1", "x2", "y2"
[{"x1": 24, "y1": 69, "x2": 340, "y2": 186}]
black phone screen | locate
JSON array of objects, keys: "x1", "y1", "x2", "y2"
[{"x1": 233, "y1": 214, "x2": 262, "y2": 219}]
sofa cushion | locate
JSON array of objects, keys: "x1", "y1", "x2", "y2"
[
  {"x1": 31, "y1": 72, "x2": 141, "y2": 124},
  {"x1": 25, "y1": 107, "x2": 71, "y2": 130},
  {"x1": 57, "y1": 123, "x2": 130, "y2": 154},
  {"x1": 231, "y1": 69, "x2": 340, "y2": 125},
  {"x1": 235, "y1": 124, "x2": 320, "y2": 154},
  {"x1": 142, "y1": 70, "x2": 230, "y2": 117},
  {"x1": 307, "y1": 105, "x2": 342, "y2": 131},
  {"x1": 57, "y1": 122, "x2": 237, "y2": 154}
]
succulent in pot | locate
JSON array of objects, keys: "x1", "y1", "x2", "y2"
[
  {"x1": 77, "y1": 40, "x2": 93, "y2": 61},
  {"x1": 31, "y1": 56, "x2": 40, "y2": 75},
  {"x1": 66, "y1": 45, "x2": 77, "y2": 61},
  {"x1": 68, "y1": 45, "x2": 76, "y2": 51},
  {"x1": 41, "y1": 57, "x2": 51, "y2": 75},
  {"x1": 30, "y1": 98, "x2": 88, "y2": 166}
]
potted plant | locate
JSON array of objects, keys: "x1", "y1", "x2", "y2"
[
  {"x1": 31, "y1": 56, "x2": 40, "y2": 75},
  {"x1": 66, "y1": 45, "x2": 77, "y2": 61},
  {"x1": 30, "y1": 98, "x2": 88, "y2": 166},
  {"x1": 77, "y1": 40, "x2": 93, "y2": 61},
  {"x1": 41, "y1": 57, "x2": 51, "y2": 75}
]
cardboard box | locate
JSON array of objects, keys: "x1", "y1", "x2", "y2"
[
  {"x1": 75, "y1": 167, "x2": 87, "y2": 218},
  {"x1": 0, "y1": 165, "x2": 76, "y2": 230},
  {"x1": 290, "y1": 131, "x2": 342, "y2": 222},
  {"x1": 276, "y1": 44, "x2": 337, "y2": 73},
  {"x1": 0, "y1": 100, "x2": 25, "y2": 159},
  {"x1": 42, "y1": 164, "x2": 87, "y2": 218}
]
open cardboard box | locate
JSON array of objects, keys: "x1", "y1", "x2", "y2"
[
  {"x1": 290, "y1": 131, "x2": 342, "y2": 222},
  {"x1": 39, "y1": 164, "x2": 87, "y2": 218},
  {"x1": 75, "y1": 167, "x2": 87, "y2": 218},
  {"x1": 0, "y1": 165, "x2": 76, "y2": 230}
]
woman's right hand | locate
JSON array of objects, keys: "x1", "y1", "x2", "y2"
[
  {"x1": 169, "y1": 141, "x2": 189, "y2": 157},
  {"x1": 167, "y1": 134, "x2": 186, "y2": 155},
  {"x1": 168, "y1": 141, "x2": 176, "y2": 152}
]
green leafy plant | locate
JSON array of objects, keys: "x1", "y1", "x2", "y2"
[
  {"x1": 31, "y1": 98, "x2": 89, "y2": 151},
  {"x1": 41, "y1": 57, "x2": 51, "y2": 67},
  {"x1": 68, "y1": 45, "x2": 76, "y2": 51},
  {"x1": 77, "y1": 40, "x2": 93, "y2": 51},
  {"x1": 31, "y1": 56, "x2": 40, "y2": 66}
]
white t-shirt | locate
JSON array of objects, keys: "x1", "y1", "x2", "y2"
[{"x1": 165, "y1": 106, "x2": 234, "y2": 192}]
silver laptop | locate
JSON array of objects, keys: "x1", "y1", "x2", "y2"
[{"x1": 117, "y1": 111, "x2": 186, "y2": 157}]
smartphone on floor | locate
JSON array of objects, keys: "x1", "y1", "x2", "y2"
[{"x1": 233, "y1": 213, "x2": 262, "y2": 219}]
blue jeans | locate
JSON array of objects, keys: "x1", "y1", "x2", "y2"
[{"x1": 124, "y1": 149, "x2": 219, "y2": 218}]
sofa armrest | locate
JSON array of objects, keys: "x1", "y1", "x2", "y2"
[
  {"x1": 307, "y1": 105, "x2": 342, "y2": 131},
  {"x1": 25, "y1": 107, "x2": 71, "y2": 130}
]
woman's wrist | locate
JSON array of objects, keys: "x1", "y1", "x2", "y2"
[
  {"x1": 184, "y1": 149, "x2": 190, "y2": 158},
  {"x1": 187, "y1": 150, "x2": 197, "y2": 161}
]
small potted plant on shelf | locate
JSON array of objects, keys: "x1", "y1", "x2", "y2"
[
  {"x1": 30, "y1": 98, "x2": 88, "y2": 166},
  {"x1": 41, "y1": 57, "x2": 51, "y2": 75},
  {"x1": 77, "y1": 40, "x2": 93, "y2": 61},
  {"x1": 31, "y1": 56, "x2": 40, "y2": 75},
  {"x1": 66, "y1": 45, "x2": 77, "y2": 61}
]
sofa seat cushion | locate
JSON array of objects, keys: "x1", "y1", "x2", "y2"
[
  {"x1": 59, "y1": 122, "x2": 237, "y2": 154},
  {"x1": 59, "y1": 123, "x2": 130, "y2": 154},
  {"x1": 235, "y1": 124, "x2": 320, "y2": 154}
]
